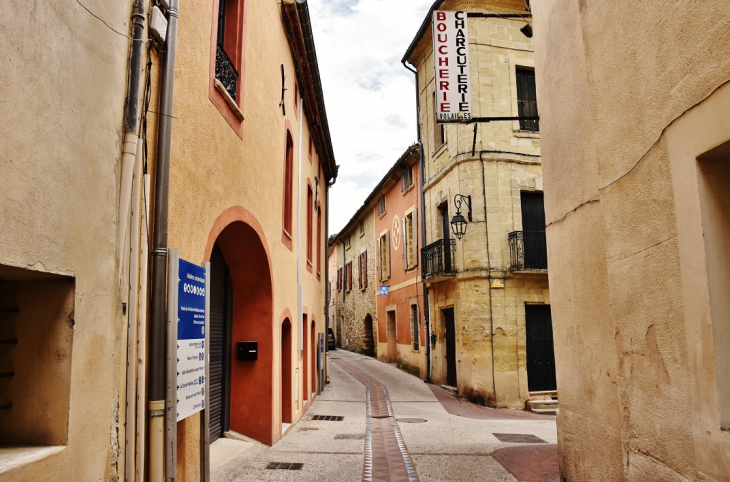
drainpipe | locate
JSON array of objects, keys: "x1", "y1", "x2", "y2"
[
  {"x1": 403, "y1": 60, "x2": 431, "y2": 383},
  {"x1": 149, "y1": 0, "x2": 179, "y2": 480},
  {"x1": 324, "y1": 176, "x2": 335, "y2": 382},
  {"x1": 118, "y1": 0, "x2": 147, "y2": 286}
]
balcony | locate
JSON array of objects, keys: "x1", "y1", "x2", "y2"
[
  {"x1": 422, "y1": 239, "x2": 456, "y2": 281},
  {"x1": 508, "y1": 231, "x2": 548, "y2": 271},
  {"x1": 215, "y1": 43, "x2": 238, "y2": 101}
]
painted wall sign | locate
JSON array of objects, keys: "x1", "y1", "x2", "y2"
[
  {"x1": 379, "y1": 286, "x2": 390, "y2": 296},
  {"x1": 392, "y1": 214, "x2": 401, "y2": 250},
  {"x1": 433, "y1": 10, "x2": 472, "y2": 122},
  {"x1": 176, "y1": 258, "x2": 207, "y2": 422}
]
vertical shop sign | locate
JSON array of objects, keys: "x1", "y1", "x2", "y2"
[{"x1": 433, "y1": 11, "x2": 472, "y2": 121}]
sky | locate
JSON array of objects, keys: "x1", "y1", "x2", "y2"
[{"x1": 308, "y1": 0, "x2": 434, "y2": 234}]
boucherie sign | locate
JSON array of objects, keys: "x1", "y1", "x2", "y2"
[{"x1": 432, "y1": 11, "x2": 472, "y2": 122}]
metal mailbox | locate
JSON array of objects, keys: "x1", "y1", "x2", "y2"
[{"x1": 237, "y1": 341, "x2": 258, "y2": 361}]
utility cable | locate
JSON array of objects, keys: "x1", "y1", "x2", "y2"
[{"x1": 75, "y1": 0, "x2": 150, "y2": 43}]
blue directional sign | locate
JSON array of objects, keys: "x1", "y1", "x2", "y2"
[
  {"x1": 176, "y1": 259, "x2": 207, "y2": 422},
  {"x1": 379, "y1": 285, "x2": 389, "y2": 296}
]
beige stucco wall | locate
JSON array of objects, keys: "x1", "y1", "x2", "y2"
[
  {"x1": 142, "y1": 1, "x2": 332, "y2": 477},
  {"x1": 408, "y1": 0, "x2": 547, "y2": 408},
  {"x1": 0, "y1": 0, "x2": 131, "y2": 479},
  {"x1": 533, "y1": 1, "x2": 730, "y2": 480}
]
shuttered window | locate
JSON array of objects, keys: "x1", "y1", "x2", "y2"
[{"x1": 516, "y1": 68, "x2": 539, "y2": 132}]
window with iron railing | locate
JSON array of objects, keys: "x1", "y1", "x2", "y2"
[{"x1": 215, "y1": 0, "x2": 240, "y2": 102}]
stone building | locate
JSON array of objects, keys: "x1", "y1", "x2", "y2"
[
  {"x1": 331, "y1": 193, "x2": 378, "y2": 356},
  {"x1": 403, "y1": 0, "x2": 552, "y2": 409},
  {"x1": 0, "y1": 1, "x2": 138, "y2": 480},
  {"x1": 533, "y1": 2, "x2": 730, "y2": 480}
]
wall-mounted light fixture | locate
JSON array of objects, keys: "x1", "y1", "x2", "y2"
[
  {"x1": 450, "y1": 194, "x2": 472, "y2": 241},
  {"x1": 314, "y1": 176, "x2": 319, "y2": 206},
  {"x1": 520, "y1": 23, "x2": 533, "y2": 38}
]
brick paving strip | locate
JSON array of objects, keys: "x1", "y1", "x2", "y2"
[
  {"x1": 491, "y1": 445, "x2": 560, "y2": 482},
  {"x1": 428, "y1": 385, "x2": 554, "y2": 421},
  {"x1": 332, "y1": 357, "x2": 420, "y2": 482}
]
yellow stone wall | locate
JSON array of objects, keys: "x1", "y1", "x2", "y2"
[
  {"x1": 533, "y1": 1, "x2": 730, "y2": 479},
  {"x1": 408, "y1": 0, "x2": 548, "y2": 408}
]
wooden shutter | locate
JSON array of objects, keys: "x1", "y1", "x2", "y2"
[
  {"x1": 412, "y1": 208, "x2": 418, "y2": 267},
  {"x1": 402, "y1": 217, "x2": 408, "y2": 270},
  {"x1": 358, "y1": 253, "x2": 362, "y2": 290},
  {"x1": 385, "y1": 231, "x2": 391, "y2": 279},
  {"x1": 363, "y1": 251, "x2": 368, "y2": 289}
]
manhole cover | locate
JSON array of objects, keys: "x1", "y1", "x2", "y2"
[
  {"x1": 267, "y1": 462, "x2": 304, "y2": 470},
  {"x1": 396, "y1": 418, "x2": 427, "y2": 423},
  {"x1": 492, "y1": 433, "x2": 547, "y2": 444}
]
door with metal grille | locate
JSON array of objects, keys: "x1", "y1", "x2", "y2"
[
  {"x1": 520, "y1": 192, "x2": 548, "y2": 269},
  {"x1": 525, "y1": 304, "x2": 556, "y2": 392},
  {"x1": 209, "y1": 245, "x2": 232, "y2": 442}
]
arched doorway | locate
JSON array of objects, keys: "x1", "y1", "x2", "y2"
[
  {"x1": 205, "y1": 207, "x2": 274, "y2": 445},
  {"x1": 310, "y1": 319, "x2": 316, "y2": 397},
  {"x1": 302, "y1": 314, "x2": 309, "y2": 404},
  {"x1": 281, "y1": 318, "x2": 293, "y2": 424},
  {"x1": 363, "y1": 314, "x2": 375, "y2": 357}
]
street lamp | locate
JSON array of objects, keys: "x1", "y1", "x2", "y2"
[{"x1": 450, "y1": 194, "x2": 472, "y2": 241}]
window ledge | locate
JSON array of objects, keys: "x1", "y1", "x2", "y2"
[
  {"x1": 0, "y1": 446, "x2": 65, "y2": 475},
  {"x1": 215, "y1": 79, "x2": 244, "y2": 121},
  {"x1": 513, "y1": 130, "x2": 539, "y2": 139},
  {"x1": 401, "y1": 184, "x2": 415, "y2": 195},
  {"x1": 432, "y1": 142, "x2": 447, "y2": 158},
  {"x1": 378, "y1": 210, "x2": 387, "y2": 219},
  {"x1": 282, "y1": 229, "x2": 293, "y2": 240}
]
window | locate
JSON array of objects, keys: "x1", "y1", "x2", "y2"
[
  {"x1": 433, "y1": 93, "x2": 445, "y2": 148},
  {"x1": 402, "y1": 165, "x2": 414, "y2": 192},
  {"x1": 282, "y1": 131, "x2": 294, "y2": 249},
  {"x1": 308, "y1": 136, "x2": 313, "y2": 164},
  {"x1": 358, "y1": 251, "x2": 368, "y2": 290},
  {"x1": 307, "y1": 183, "x2": 313, "y2": 269},
  {"x1": 411, "y1": 304, "x2": 419, "y2": 350},
  {"x1": 317, "y1": 206, "x2": 322, "y2": 278},
  {"x1": 337, "y1": 268, "x2": 343, "y2": 291},
  {"x1": 402, "y1": 209, "x2": 418, "y2": 270},
  {"x1": 0, "y1": 267, "x2": 74, "y2": 449},
  {"x1": 377, "y1": 195, "x2": 386, "y2": 217},
  {"x1": 379, "y1": 232, "x2": 391, "y2": 281},
  {"x1": 345, "y1": 261, "x2": 353, "y2": 292},
  {"x1": 345, "y1": 235, "x2": 351, "y2": 250},
  {"x1": 516, "y1": 68, "x2": 539, "y2": 132},
  {"x1": 359, "y1": 220, "x2": 365, "y2": 237},
  {"x1": 210, "y1": 0, "x2": 246, "y2": 133}
]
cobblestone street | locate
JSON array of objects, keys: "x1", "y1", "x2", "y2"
[{"x1": 211, "y1": 350, "x2": 559, "y2": 481}]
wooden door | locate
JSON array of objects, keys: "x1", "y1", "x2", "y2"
[
  {"x1": 444, "y1": 308, "x2": 457, "y2": 387},
  {"x1": 525, "y1": 304, "x2": 557, "y2": 392}
]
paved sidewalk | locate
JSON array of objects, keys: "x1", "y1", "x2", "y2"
[{"x1": 211, "y1": 350, "x2": 559, "y2": 481}]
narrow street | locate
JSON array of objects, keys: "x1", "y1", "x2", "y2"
[{"x1": 212, "y1": 350, "x2": 559, "y2": 482}]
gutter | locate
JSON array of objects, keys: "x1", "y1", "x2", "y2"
[{"x1": 148, "y1": 0, "x2": 180, "y2": 479}]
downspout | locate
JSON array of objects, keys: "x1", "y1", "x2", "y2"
[
  {"x1": 341, "y1": 235, "x2": 346, "y2": 347},
  {"x1": 480, "y1": 153, "x2": 497, "y2": 406},
  {"x1": 149, "y1": 0, "x2": 179, "y2": 480},
  {"x1": 324, "y1": 176, "x2": 335, "y2": 382},
  {"x1": 403, "y1": 60, "x2": 431, "y2": 383},
  {"x1": 118, "y1": 0, "x2": 147, "y2": 285}
]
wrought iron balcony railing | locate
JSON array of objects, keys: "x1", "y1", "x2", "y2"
[
  {"x1": 215, "y1": 43, "x2": 238, "y2": 101},
  {"x1": 422, "y1": 239, "x2": 456, "y2": 281},
  {"x1": 509, "y1": 230, "x2": 548, "y2": 270}
]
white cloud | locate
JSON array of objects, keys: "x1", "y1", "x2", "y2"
[{"x1": 309, "y1": 0, "x2": 434, "y2": 233}]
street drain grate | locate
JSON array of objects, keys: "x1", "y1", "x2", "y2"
[
  {"x1": 267, "y1": 462, "x2": 304, "y2": 470},
  {"x1": 492, "y1": 433, "x2": 547, "y2": 444},
  {"x1": 335, "y1": 433, "x2": 366, "y2": 440},
  {"x1": 298, "y1": 427, "x2": 320, "y2": 431},
  {"x1": 311, "y1": 415, "x2": 344, "y2": 421},
  {"x1": 396, "y1": 418, "x2": 427, "y2": 423}
]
